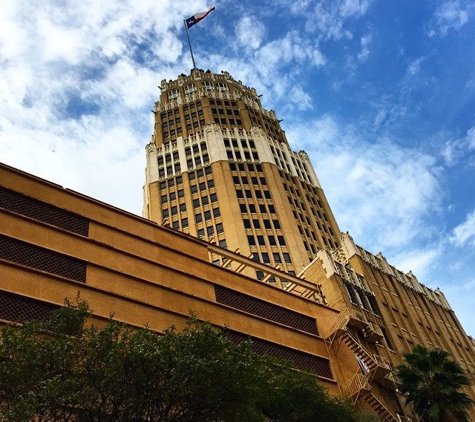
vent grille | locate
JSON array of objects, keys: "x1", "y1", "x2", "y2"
[
  {"x1": 227, "y1": 330, "x2": 333, "y2": 379},
  {"x1": 0, "y1": 290, "x2": 59, "y2": 323},
  {"x1": 0, "y1": 235, "x2": 87, "y2": 282},
  {"x1": 0, "y1": 186, "x2": 89, "y2": 236},
  {"x1": 215, "y1": 285, "x2": 318, "y2": 335}
]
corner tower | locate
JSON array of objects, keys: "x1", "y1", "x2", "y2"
[{"x1": 144, "y1": 69, "x2": 341, "y2": 279}]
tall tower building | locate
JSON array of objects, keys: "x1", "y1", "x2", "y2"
[{"x1": 143, "y1": 69, "x2": 341, "y2": 281}]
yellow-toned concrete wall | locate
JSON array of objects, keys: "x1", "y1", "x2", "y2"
[{"x1": 0, "y1": 163, "x2": 339, "y2": 395}]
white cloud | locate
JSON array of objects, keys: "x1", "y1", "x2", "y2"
[
  {"x1": 440, "y1": 124, "x2": 475, "y2": 167},
  {"x1": 305, "y1": 0, "x2": 371, "y2": 40},
  {"x1": 406, "y1": 57, "x2": 426, "y2": 77},
  {"x1": 286, "y1": 115, "x2": 441, "y2": 251},
  {"x1": 450, "y1": 210, "x2": 475, "y2": 247},
  {"x1": 391, "y1": 246, "x2": 442, "y2": 281},
  {"x1": 428, "y1": 1, "x2": 473, "y2": 37},
  {"x1": 357, "y1": 34, "x2": 372, "y2": 62},
  {"x1": 235, "y1": 16, "x2": 266, "y2": 50}
]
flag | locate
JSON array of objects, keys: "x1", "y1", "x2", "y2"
[{"x1": 185, "y1": 6, "x2": 215, "y2": 29}]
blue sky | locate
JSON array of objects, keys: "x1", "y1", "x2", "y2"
[{"x1": 1, "y1": 0, "x2": 475, "y2": 336}]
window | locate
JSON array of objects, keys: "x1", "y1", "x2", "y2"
[
  {"x1": 273, "y1": 253, "x2": 282, "y2": 263},
  {"x1": 210, "y1": 193, "x2": 217, "y2": 202},
  {"x1": 204, "y1": 210, "x2": 211, "y2": 221},
  {"x1": 253, "y1": 219, "x2": 260, "y2": 229},
  {"x1": 185, "y1": 83, "x2": 196, "y2": 94},
  {"x1": 216, "y1": 223, "x2": 224, "y2": 234},
  {"x1": 236, "y1": 190, "x2": 244, "y2": 199},
  {"x1": 268, "y1": 205, "x2": 276, "y2": 213},
  {"x1": 257, "y1": 236, "x2": 265, "y2": 246},
  {"x1": 169, "y1": 192, "x2": 176, "y2": 201},
  {"x1": 268, "y1": 236, "x2": 276, "y2": 246},
  {"x1": 283, "y1": 253, "x2": 291, "y2": 263},
  {"x1": 239, "y1": 204, "x2": 247, "y2": 213},
  {"x1": 247, "y1": 235, "x2": 256, "y2": 246},
  {"x1": 243, "y1": 219, "x2": 251, "y2": 229},
  {"x1": 219, "y1": 239, "x2": 227, "y2": 248},
  {"x1": 171, "y1": 206, "x2": 177, "y2": 216},
  {"x1": 263, "y1": 220, "x2": 271, "y2": 229},
  {"x1": 212, "y1": 208, "x2": 220, "y2": 217},
  {"x1": 162, "y1": 209, "x2": 169, "y2": 218},
  {"x1": 193, "y1": 199, "x2": 200, "y2": 208},
  {"x1": 262, "y1": 253, "x2": 270, "y2": 263},
  {"x1": 273, "y1": 220, "x2": 281, "y2": 229},
  {"x1": 161, "y1": 195, "x2": 168, "y2": 204},
  {"x1": 249, "y1": 204, "x2": 256, "y2": 213},
  {"x1": 198, "y1": 229, "x2": 205, "y2": 238},
  {"x1": 179, "y1": 203, "x2": 186, "y2": 212},
  {"x1": 168, "y1": 88, "x2": 179, "y2": 99},
  {"x1": 191, "y1": 185, "x2": 198, "y2": 194},
  {"x1": 202, "y1": 196, "x2": 209, "y2": 206},
  {"x1": 207, "y1": 226, "x2": 214, "y2": 236},
  {"x1": 181, "y1": 218, "x2": 188, "y2": 228},
  {"x1": 195, "y1": 213, "x2": 202, "y2": 223}
]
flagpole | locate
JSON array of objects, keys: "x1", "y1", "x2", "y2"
[{"x1": 183, "y1": 20, "x2": 197, "y2": 69}]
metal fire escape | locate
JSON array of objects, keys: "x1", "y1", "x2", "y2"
[{"x1": 325, "y1": 308, "x2": 400, "y2": 422}]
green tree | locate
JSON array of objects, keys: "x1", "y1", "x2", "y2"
[
  {"x1": 0, "y1": 298, "x2": 379, "y2": 422},
  {"x1": 396, "y1": 344, "x2": 473, "y2": 422}
]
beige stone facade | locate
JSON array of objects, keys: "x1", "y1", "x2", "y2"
[
  {"x1": 143, "y1": 69, "x2": 341, "y2": 280},
  {"x1": 1, "y1": 69, "x2": 475, "y2": 421}
]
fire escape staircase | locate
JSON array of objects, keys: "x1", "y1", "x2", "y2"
[{"x1": 326, "y1": 309, "x2": 398, "y2": 421}]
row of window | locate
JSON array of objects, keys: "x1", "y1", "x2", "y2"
[
  {"x1": 162, "y1": 203, "x2": 186, "y2": 219},
  {"x1": 226, "y1": 149, "x2": 259, "y2": 161},
  {"x1": 239, "y1": 203, "x2": 275, "y2": 214},
  {"x1": 157, "y1": 151, "x2": 179, "y2": 166},
  {"x1": 171, "y1": 218, "x2": 189, "y2": 230},
  {"x1": 229, "y1": 162, "x2": 263, "y2": 173},
  {"x1": 189, "y1": 166, "x2": 213, "y2": 180},
  {"x1": 236, "y1": 189, "x2": 271, "y2": 200},
  {"x1": 247, "y1": 107, "x2": 283, "y2": 142},
  {"x1": 197, "y1": 223, "x2": 225, "y2": 238},
  {"x1": 253, "y1": 251, "x2": 292, "y2": 264},
  {"x1": 161, "y1": 189, "x2": 185, "y2": 203},
  {"x1": 247, "y1": 234, "x2": 286, "y2": 247},
  {"x1": 224, "y1": 138, "x2": 256, "y2": 149},
  {"x1": 233, "y1": 175, "x2": 267, "y2": 185},
  {"x1": 158, "y1": 163, "x2": 181, "y2": 179},
  {"x1": 191, "y1": 178, "x2": 214, "y2": 193},
  {"x1": 195, "y1": 207, "x2": 221, "y2": 223},
  {"x1": 193, "y1": 193, "x2": 218, "y2": 209},
  {"x1": 243, "y1": 219, "x2": 281, "y2": 230},
  {"x1": 159, "y1": 175, "x2": 183, "y2": 190},
  {"x1": 209, "y1": 99, "x2": 236, "y2": 107}
]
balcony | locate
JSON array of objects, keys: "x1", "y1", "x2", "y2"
[{"x1": 363, "y1": 321, "x2": 384, "y2": 343}]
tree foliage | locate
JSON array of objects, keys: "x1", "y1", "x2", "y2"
[
  {"x1": 396, "y1": 344, "x2": 474, "y2": 422},
  {"x1": 0, "y1": 299, "x2": 378, "y2": 422}
]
